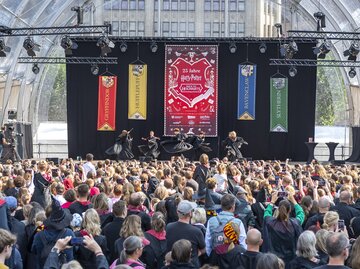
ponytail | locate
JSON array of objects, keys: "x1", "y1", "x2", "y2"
[
  {"x1": 119, "y1": 249, "x2": 128, "y2": 264},
  {"x1": 277, "y1": 200, "x2": 291, "y2": 222}
]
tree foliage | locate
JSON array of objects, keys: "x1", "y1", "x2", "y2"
[{"x1": 48, "y1": 64, "x2": 67, "y2": 121}]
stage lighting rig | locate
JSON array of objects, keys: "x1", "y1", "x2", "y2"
[
  {"x1": 0, "y1": 39, "x2": 11, "y2": 57},
  {"x1": 32, "y1": 63, "x2": 40, "y2": 74},
  {"x1": 288, "y1": 66, "x2": 297, "y2": 77},
  {"x1": 274, "y1": 23, "x2": 283, "y2": 37},
  {"x1": 97, "y1": 35, "x2": 115, "y2": 56},
  {"x1": 343, "y1": 41, "x2": 360, "y2": 61},
  {"x1": 90, "y1": 64, "x2": 99, "y2": 75},
  {"x1": 60, "y1": 36, "x2": 78, "y2": 55},
  {"x1": 120, "y1": 41, "x2": 127, "y2": 53},
  {"x1": 150, "y1": 41, "x2": 158, "y2": 53},
  {"x1": 71, "y1": 6, "x2": 84, "y2": 25},
  {"x1": 349, "y1": 67, "x2": 357, "y2": 78},
  {"x1": 313, "y1": 40, "x2": 331, "y2": 59},
  {"x1": 280, "y1": 41, "x2": 298, "y2": 59},
  {"x1": 314, "y1": 11, "x2": 326, "y2": 31},
  {"x1": 259, "y1": 43, "x2": 267, "y2": 54},
  {"x1": 229, "y1": 42, "x2": 237, "y2": 53},
  {"x1": 23, "y1": 37, "x2": 40, "y2": 57}
]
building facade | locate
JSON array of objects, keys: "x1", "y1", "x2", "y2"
[{"x1": 93, "y1": 0, "x2": 282, "y2": 38}]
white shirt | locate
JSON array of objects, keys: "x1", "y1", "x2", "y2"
[
  {"x1": 82, "y1": 161, "x2": 96, "y2": 179},
  {"x1": 213, "y1": 173, "x2": 227, "y2": 192}
]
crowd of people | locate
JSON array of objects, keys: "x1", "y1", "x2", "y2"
[{"x1": 0, "y1": 153, "x2": 360, "y2": 269}]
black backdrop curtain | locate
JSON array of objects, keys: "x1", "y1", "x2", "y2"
[
  {"x1": 67, "y1": 39, "x2": 317, "y2": 161},
  {"x1": 347, "y1": 127, "x2": 360, "y2": 162}
]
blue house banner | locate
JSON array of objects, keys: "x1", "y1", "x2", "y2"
[{"x1": 237, "y1": 64, "x2": 256, "y2": 120}]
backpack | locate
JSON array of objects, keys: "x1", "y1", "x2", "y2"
[
  {"x1": 211, "y1": 216, "x2": 235, "y2": 251},
  {"x1": 39, "y1": 229, "x2": 67, "y2": 267}
]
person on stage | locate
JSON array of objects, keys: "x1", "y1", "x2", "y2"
[
  {"x1": 138, "y1": 130, "x2": 160, "y2": 159},
  {"x1": 160, "y1": 128, "x2": 193, "y2": 155},
  {"x1": 189, "y1": 131, "x2": 212, "y2": 161},
  {"x1": 222, "y1": 131, "x2": 248, "y2": 161},
  {"x1": 106, "y1": 129, "x2": 134, "y2": 161}
]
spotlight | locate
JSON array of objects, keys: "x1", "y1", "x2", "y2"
[
  {"x1": 259, "y1": 43, "x2": 267, "y2": 54},
  {"x1": 289, "y1": 66, "x2": 297, "y2": 77},
  {"x1": 150, "y1": 41, "x2": 158, "y2": 53},
  {"x1": 344, "y1": 42, "x2": 360, "y2": 61},
  {"x1": 96, "y1": 35, "x2": 115, "y2": 56},
  {"x1": 0, "y1": 39, "x2": 11, "y2": 57},
  {"x1": 274, "y1": 23, "x2": 283, "y2": 37},
  {"x1": 23, "y1": 37, "x2": 40, "y2": 57},
  {"x1": 32, "y1": 63, "x2": 40, "y2": 74},
  {"x1": 229, "y1": 42, "x2": 237, "y2": 53},
  {"x1": 313, "y1": 40, "x2": 331, "y2": 59},
  {"x1": 71, "y1": 6, "x2": 84, "y2": 25},
  {"x1": 314, "y1": 11, "x2": 326, "y2": 31},
  {"x1": 349, "y1": 67, "x2": 357, "y2": 78},
  {"x1": 90, "y1": 64, "x2": 99, "y2": 75},
  {"x1": 60, "y1": 35, "x2": 78, "y2": 56},
  {"x1": 280, "y1": 41, "x2": 298, "y2": 59},
  {"x1": 119, "y1": 41, "x2": 127, "y2": 53}
]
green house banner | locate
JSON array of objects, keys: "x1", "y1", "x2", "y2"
[{"x1": 270, "y1": 77, "x2": 288, "y2": 132}]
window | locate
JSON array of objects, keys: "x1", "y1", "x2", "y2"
[
  {"x1": 129, "y1": 0, "x2": 136, "y2": 10},
  {"x1": 188, "y1": 22, "x2": 195, "y2": 37},
  {"x1": 205, "y1": 0, "x2": 211, "y2": 11},
  {"x1": 238, "y1": 22, "x2": 245, "y2": 37},
  {"x1": 138, "y1": 0, "x2": 145, "y2": 9},
  {"x1": 154, "y1": 22, "x2": 159, "y2": 35},
  {"x1": 180, "y1": 0, "x2": 187, "y2": 11},
  {"x1": 138, "y1": 21, "x2": 145, "y2": 36},
  {"x1": 121, "y1": 21, "x2": 128, "y2": 36},
  {"x1": 163, "y1": 22, "x2": 170, "y2": 37},
  {"x1": 129, "y1": 21, "x2": 136, "y2": 36},
  {"x1": 213, "y1": 22, "x2": 220, "y2": 37},
  {"x1": 213, "y1": 0, "x2": 220, "y2": 11},
  {"x1": 221, "y1": 0, "x2": 225, "y2": 11},
  {"x1": 179, "y1": 22, "x2": 186, "y2": 37},
  {"x1": 238, "y1": 0, "x2": 245, "y2": 11},
  {"x1": 229, "y1": 22, "x2": 236, "y2": 37},
  {"x1": 163, "y1": 0, "x2": 170, "y2": 10},
  {"x1": 112, "y1": 21, "x2": 119, "y2": 36},
  {"x1": 171, "y1": 0, "x2": 178, "y2": 10},
  {"x1": 104, "y1": 0, "x2": 112, "y2": 10},
  {"x1": 154, "y1": 0, "x2": 158, "y2": 10},
  {"x1": 229, "y1": 0, "x2": 236, "y2": 11},
  {"x1": 204, "y1": 22, "x2": 211, "y2": 36},
  {"x1": 121, "y1": 0, "x2": 128, "y2": 9},
  {"x1": 171, "y1": 22, "x2": 178, "y2": 36},
  {"x1": 188, "y1": 0, "x2": 195, "y2": 11}
]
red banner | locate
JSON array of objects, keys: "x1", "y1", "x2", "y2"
[
  {"x1": 164, "y1": 45, "x2": 218, "y2": 136},
  {"x1": 97, "y1": 76, "x2": 117, "y2": 131}
]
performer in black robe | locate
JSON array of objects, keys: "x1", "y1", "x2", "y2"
[
  {"x1": 138, "y1": 130, "x2": 160, "y2": 159},
  {"x1": 222, "y1": 131, "x2": 248, "y2": 161},
  {"x1": 105, "y1": 129, "x2": 134, "y2": 160},
  {"x1": 188, "y1": 131, "x2": 212, "y2": 161},
  {"x1": 160, "y1": 128, "x2": 193, "y2": 154}
]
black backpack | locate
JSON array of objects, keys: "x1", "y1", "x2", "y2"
[{"x1": 39, "y1": 229, "x2": 67, "y2": 267}]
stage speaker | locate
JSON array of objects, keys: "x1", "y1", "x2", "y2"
[
  {"x1": 8, "y1": 110, "x2": 17, "y2": 120},
  {"x1": 331, "y1": 160, "x2": 345, "y2": 165},
  {"x1": 46, "y1": 157, "x2": 60, "y2": 165}
]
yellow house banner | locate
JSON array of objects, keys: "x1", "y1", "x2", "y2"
[{"x1": 128, "y1": 64, "x2": 147, "y2": 120}]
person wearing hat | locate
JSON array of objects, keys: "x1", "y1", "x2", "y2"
[
  {"x1": 31, "y1": 197, "x2": 75, "y2": 268},
  {"x1": 166, "y1": 200, "x2": 206, "y2": 268}
]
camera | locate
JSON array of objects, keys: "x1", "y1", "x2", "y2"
[{"x1": 69, "y1": 237, "x2": 84, "y2": 246}]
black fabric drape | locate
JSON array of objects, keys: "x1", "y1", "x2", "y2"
[
  {"x1": 66, "y1": 40, "x2": 316, "y2": 161},
  {"x1": 347, "y1": 127, "x2": 360, "y2": 162}
]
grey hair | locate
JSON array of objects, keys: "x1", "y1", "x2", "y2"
[
  {"x1": 191, "y1": 207, "x2": 206, "y2": 224},
  {"x1": 119, "y1": 236, "x2": 143, "y2": 264},
  {"x1": 296, "y1": 231, "x2": 318, "y2": 259},
  {"x1": 326, "y1": 232, "x2": 349, "y2": 257},
  {"x1": 61, "y1": 261, "x2": 82, "y2": 269}
]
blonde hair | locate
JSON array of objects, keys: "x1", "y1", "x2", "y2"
[
  {"x1": 34, "y1": 211, "x2": 46, "y2": 227},
  {"x1": 191, "y1": 208, "x2": 206, "y2": 225},
  {"x1": 92, "y1": 193, "x2": 109, "y2": 212},
  {"x1": 229, "y1": 131, "x2": 237, "y2": 139},
  {"x1": 82, "y1": 209, "x2": 101, "y2": 236},
  {"x1": 322, "y1": 211, "x2": 339, "y2": 231},
  {"x1": 120, "y1": 215, "x2": 143, "y2": 238},
  {"x1": 315, "y1": 229, "x2": 330, "y2": 254}
]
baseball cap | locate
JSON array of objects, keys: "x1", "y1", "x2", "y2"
[
  {"x1": 5, "y1": 196, "x2": 17, "y2": 210},
  {"x1": 177, "y1": 200, "x2": 197, "y2": 215}
]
